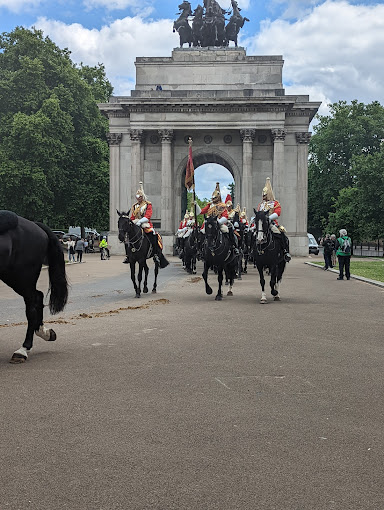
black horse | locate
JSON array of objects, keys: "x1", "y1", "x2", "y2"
[
  {"x1": 201, "y1": 215, "x2": 237, "y2": 300},
  {"x1": 183, "y1": 228, "x2": 199, "y2": 274},
  {"x1": 117, "y1": 212, "x2": 168, "y2": 298},
  {"x1": 0, "y1": 211, "x2": 68, "y2": 363},
  {"x1": 251, "y1": 210, "x2": 286, "y2": 303}
]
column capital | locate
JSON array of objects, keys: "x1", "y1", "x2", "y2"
[
  {"x1": 271, "y1": 128, "x2": 287, "y2": 141},
  {"x1": 240, "y1": 129, "x2": 256, "y2": 142},
  {"x1": 106, "y1": 132, "x2": 122, "y2": 146},
  {"x1": 129, "y1": 129, "x2": 144, "y2": 142},
  {"x1": 295, "y1": 132, "x2": 312, "y2": 144},
  {"x1": 158, "y1": 129, "x2": 174, "y2": 142}
]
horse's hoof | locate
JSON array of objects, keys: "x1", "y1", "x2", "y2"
[
  {"x1": 227, "y1": 291, "x2": 233, "y2": 296},
  {"x1": 10, "y1": 353, "x2": 27, "y2": 364},
  {"x1": 143, "y1": 287, "x2": 148, "y2": 294},
  {"x1": 271, "y1": 289, "x2": 278, "y2": 296},
  {"x1": 225, "y1": 281, "x2": 229, "y2": 285},
  {"x1": 274, "y1": 296, "x2": 281, "y2": 301},
  {"x1": 215, "y1": 295, "x2": 223, "y2": 301},
  {"x1": 152, "y1": 289, "x2": 157, "y2": 294},
  {"x1": 135, "y1": 294, "x2": 140, "y2": 298},
  {"x1": 48, "y1": 330, "x2": 57, "y2": 342},
  {"x1": 238, "y1": 276, "x2": 242, "y2": 280},
  {"x1": 192, "y1": 271, "x2": 196, "y2": 274},
  {"x1": 260, "y1": 300, "x2": 267, "y2": 304}
]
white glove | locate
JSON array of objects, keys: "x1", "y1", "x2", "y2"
[
  {"x1": 269, "y1": 213, "x2": 278, "y2": 222},
  {"x1": 233, "y1": 221, "x2": 239, "y2": 228},
  {"x1": 132, "y1": 219, "x2": 139, "y2": 224},
  {"x1": 218, "y1": 216, "x2": 227, "y2": 225},
  {"x1": 137, "y1": 217, "x2": 147, "y2": 225}
]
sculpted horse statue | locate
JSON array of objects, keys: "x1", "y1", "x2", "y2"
[
  {"x1": 225, "y1": 0, "x2": 249, "y2": 46},
  {"x1": 192, "y1": 5, "x2": 204, "y2": 46},
  {"x1": 251, "y1": 210, "x2": 286, "y2": 303},
  {"x1": 173, "y1": 1, "x2": 193, "y2": 47},
  {"x1": 118, "y1": 211, "x2": 169, "y2": 298},
  {"x1": 0, "y1": 210, "x2": 68, "y2": 363},
  {"x1": 201, "y1": 215, "x2": 237, "y2": 300}
]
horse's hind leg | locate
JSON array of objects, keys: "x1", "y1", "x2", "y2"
[
  {"x1": 34, "y1": 290, "x2": 57, "y2": 341},
  {"x1": 152, "y1": 262, "x2": 159, "y2": 293},
  {"x1": 258, "y1": 266, "x2": 267, "y2": 303},
  {"x1": 270, "y1": 269, "x2": 279, "y2": 297},
  {"x1": 215, "y1": 267, "x2": 223, "y2": 301},
  {"x1": 130, "y1": 262, "x2": 140, "y2": 298}
]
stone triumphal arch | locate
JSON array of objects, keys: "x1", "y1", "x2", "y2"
[{"x1": 99, "y1": 47, "x2": 320, "y2": 256}]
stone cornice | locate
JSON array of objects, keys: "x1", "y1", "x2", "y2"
[{"x1": 106, "y1": 133, "x2": 122, "y2": 146}]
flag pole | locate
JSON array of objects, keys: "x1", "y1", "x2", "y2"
[{"x1": 188, "y1": 137, "x2": 198, "y2": 231}]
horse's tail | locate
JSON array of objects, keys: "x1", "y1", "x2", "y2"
[{"x1": 35, "y1": 222, "x2": 69, "y2": 314}]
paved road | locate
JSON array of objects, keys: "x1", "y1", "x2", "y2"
[{"x1": 0, "y1": 254, "x2": 383, "y2": 509}]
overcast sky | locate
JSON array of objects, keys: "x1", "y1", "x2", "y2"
[{"x1": 2, "y1": 0, "x2": 383, "y2": 201}]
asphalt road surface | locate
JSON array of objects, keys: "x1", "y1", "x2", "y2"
[{"x1": 0, "y1": 254, "x2": 383, "y2": 510}]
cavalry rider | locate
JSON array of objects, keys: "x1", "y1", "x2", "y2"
[
  {"x1": 240, "y1": 207, "x2": 249, "y2": 227},
  {"x1": 130, "y1": 182, "x2": 169, "y2": 268},
  {"x1": 176, "y1": 211, "x2": 189, "y2": 255},
  {"x1": 257, "y1": 177, "x2": 291, "y2": 262},
  {"x1": 195, "y1": 183, "x2": 239, "y2": 255},
  {"x1": 225, "y1": 194, "x2": 240, "y2": 252}
]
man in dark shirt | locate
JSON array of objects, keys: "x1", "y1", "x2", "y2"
[{"x1": 322, "y1": 234, "x2": 334, "y2": 270}]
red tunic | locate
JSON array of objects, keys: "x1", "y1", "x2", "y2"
[
  {"x1": 130, "y1": 201, "x2": 153, "y2": 229},
  {"x1": 200, "y1": 202, "x2": 228, "y2": 219},
  {"x1": 257, "y1": 200, "x2": 281, "y2": 225}
]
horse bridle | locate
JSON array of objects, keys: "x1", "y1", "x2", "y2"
[
  {"x1": 255, "y1": 217, "x2": 274, "y2": 255},
  {"x1": 119, "y1": 215, "x2": 145, "y2": 253},
  {"x1": 205, "y1": 220, "x2": 231, "y2": 259}
]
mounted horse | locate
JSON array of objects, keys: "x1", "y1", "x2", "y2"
[
  {"x1": 201, "y1": 215, "x2": 237, "y2": 300},
  {"x1": 182, "y1": 226, "x2": 200, "y2": 274},
  {"x1": 117, "y1": 211, "x2": 168, "y2": 298},
  {"x1": 0, "y1": 211, "x2": 68, "y2": 363},
  {"x1": 225, "y1": 0, "x2": 249, "y2": 46},
  {"x1": 173, "y1": 1, "x2": 193, "y2": 47},
  {"x1": 251, "y1": 210, "x2": 286, "y2": 303}
]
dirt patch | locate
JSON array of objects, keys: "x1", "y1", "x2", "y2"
[{"x1": 188, "y1": 277, "x2": 202, "y2": 283}]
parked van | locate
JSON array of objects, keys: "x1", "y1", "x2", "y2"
[
  {"x1": 307, "y1": 233, "x2": 319, "y2": 255},
  {"x1": 68, "y1": 226, "x2": 100, "y2": 238}
]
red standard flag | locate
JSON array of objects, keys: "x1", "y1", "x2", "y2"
[{"x1": 185, "y1": 142, "x2": 194, "y2": 190}]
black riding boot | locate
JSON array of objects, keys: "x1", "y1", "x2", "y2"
[
  {"x1": 277, "y1": 233, "x2": 291, "y2": 262},
  {"x1": 149, "y1": 233, "x2": 169, "y2": 269},
  {"x1": 228, "y1": 226, "x2": 239, "y2": 255}
]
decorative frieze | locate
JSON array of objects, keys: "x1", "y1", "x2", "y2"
[
  {"x1": 158, "y1": 129, "x2": 174, "y2": 142},
  {"x1": 106, "y1": 133, "x2": 122, "y2": 146},
  {"x1": 295, "y1": 132, "x2": 312, "y2": 144},
  {"x1": 271, "y1": 128, "x2": 286, "y2": 141},
  {"x1": 240, "y1": 129, "x2": 256, "y2": 142}
]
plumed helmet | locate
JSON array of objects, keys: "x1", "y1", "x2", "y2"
[
  {"x1": 225, "y1": 194, "x2": 232, "y2": 206},
  {"x1": 136, "y1": 181, "x2": 146, "y2": 199},
  {"x1": 184, "y1": 212, "x2": 189, "y2": 219},
  {"x1": 211, "y1": 182, "x2": 221, "y2": 204},
  {"x1": 234, "y1": 203, "x2": 241, "y2": 213},
  {"x1": 240, "y1": 207, "x2": 247, "y2": 218},
  {"x1": 189, "y1": 208, "x2": 195, "y2": 218},
  {"x1": 262, "y1": 177, "x2": 275, "y2": 201}
]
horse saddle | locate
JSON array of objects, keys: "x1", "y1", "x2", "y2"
[{"x1": 0, "y1": 210, "x2": 18, "y2": 233}]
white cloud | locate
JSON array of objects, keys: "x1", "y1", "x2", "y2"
[
  {"x1": 0, "y1": 0, "x2": 42, "y2": 13},
  {"x1": 34, "y1": 15, "x2": 176, "y2": 94},
  {"x1": 243, "y1": 1, "x2": 384, "y2": 107}
]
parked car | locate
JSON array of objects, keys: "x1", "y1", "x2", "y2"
[
  {"x1": 69, "y1": 226, "x2": 100, "y2": 238},
  {"x1": 52, "y1": 230, "x2": 66, "y2": 239},
  {"x1": 308, "y1": 233, "x2": 319, "y2": 255}
]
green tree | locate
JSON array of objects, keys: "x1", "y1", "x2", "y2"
[
  {"x1": 0, "y1": 27, "x2": 113, "y2": 230},
  {"x1": 308, "y1": 100, "x2": 384, "y2": 236}
]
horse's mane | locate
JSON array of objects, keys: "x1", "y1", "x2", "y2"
[{"x1": 0, "y1": 210, "x2": 19, "y2": 233}]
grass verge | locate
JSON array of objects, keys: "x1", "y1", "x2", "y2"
[{"x1": 312, "y1": 259, "x2": 384, "y2": 282}]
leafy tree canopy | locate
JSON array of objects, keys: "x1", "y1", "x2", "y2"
[
  {"x1": 308, "y1": 100, "x2": 384, "y2": 239},
  {"x1": 0, "y1": 26, "x2": 113, "y2": 231}
]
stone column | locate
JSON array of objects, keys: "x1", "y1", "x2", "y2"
[
  {"x1": 106, "y1": 132, "x2": 122, "y2": 233},
  {"x1": 295, "y1": 132, "x2": 311, "y2": 235},
  {"x1": 240, "y1": 129, "x2": 255, "y2": 215},
  {"x1": 159, "y1": 129, "x2": 174, "y2": 234},
  {"x1": 130, "y1": 129, "x2": 144, "y2": 205},
  {"x1": 271, "y1": 128, "x2": 286, "y2": 200}
]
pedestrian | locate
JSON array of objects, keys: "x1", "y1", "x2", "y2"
[
  {"x1": 99, "y1": 236, "x2": 110, "y2": 260},
  {"x1": 62, "y1": 238, "x2": 76, "y2": 262},
  {"x1": 322, "y1": 234, "x2": 334, "y2": 270},
  {"x1": 335, "y1": 229, "x2": 352, "y2": 280},
  {"x1": 330, "y1": 234, "x2": 337, "y2": 267},
  {"x1": 75, "y1": 238, "x2": 85, "y2": 263},
  {"x1": 84, "y1": 238, "x2": 89, "y2": 254}
]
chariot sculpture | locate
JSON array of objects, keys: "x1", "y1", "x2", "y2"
[{"x1": 173, "y1": 0, "x2": 249, "y2": 48}]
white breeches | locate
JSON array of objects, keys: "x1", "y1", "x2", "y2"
[{"x1": 201, "y1": 224, "x2": 228, "y2": 234}]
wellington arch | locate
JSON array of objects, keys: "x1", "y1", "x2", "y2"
[{"x1": 98, "y1": 47, "x2": 321, "y2": 256}]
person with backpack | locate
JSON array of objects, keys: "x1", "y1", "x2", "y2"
[{"x1": 335, "y1": 228, "x2": 352, "y2": 280}]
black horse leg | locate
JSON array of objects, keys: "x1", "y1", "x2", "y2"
[
  {"x1": 270, "y1": 267, "x2": 278, "y2": 297},
  {"x1": 257, "y1": 264, "x2": 267, "y2": 303},
  {"x1": 143, "y1": 262, "x2": 149, "y2": 293},
  {"x1": 216, "y1": 267, "x2": 223, "y2": 300},
  {"x1": 152, "y1": 261, "x2": 159, "y2": 293},
  {"x1": 137, "y1": 263, "x2": 144, "y2": 295},
  {"x1": 130, "y1": 262, "x2": 140, "y2": 298},
  {"x1": 202, "y1": 261, "x2": 213, "y2": 295}
]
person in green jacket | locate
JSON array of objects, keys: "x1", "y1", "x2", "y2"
[
  {"x1": 99, "y1": 237, "x2": 110, "y2": 260},
  {"x1": 335, "y1": 229, "x2": 352, "y2": 280}
]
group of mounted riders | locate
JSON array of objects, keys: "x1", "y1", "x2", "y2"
[{"x1": 173, "y1": 0, "x2": 249, "y2": 48}]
